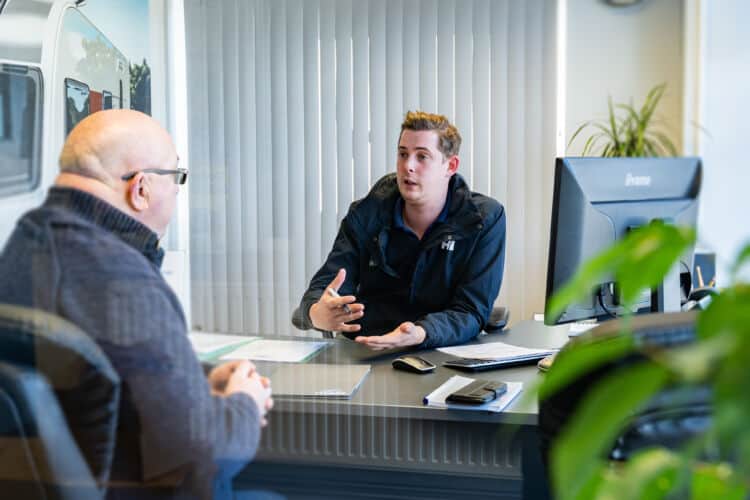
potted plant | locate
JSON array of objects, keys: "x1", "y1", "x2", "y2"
[
  {"x1": 539, "y1": 222, "x2": 750, "y2": 499},
  {"x1": 568, "y1": 83, "x2": 678, "y2": 157}
]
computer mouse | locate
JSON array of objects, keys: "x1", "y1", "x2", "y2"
[
  {"x1": 537, "y1": 354, "x2": 556, "y2": 372},
  {"x1": 392, "y1": 355, "x2": 436, "y2": 374}
]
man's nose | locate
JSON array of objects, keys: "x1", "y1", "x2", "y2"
[{"x1": 406, "y1": 157, "x2": 417, "y2": 172}]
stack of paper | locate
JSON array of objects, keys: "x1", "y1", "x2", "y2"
[
  {"x1": 424, "y1": 375, "x2": 522, "y2": 412},
  {"x1": 437, "y1": 341, "x2": 557, "y2": 362},
  {"x1": 219, "y1": 339, "x2": 329, "y2": 363}
]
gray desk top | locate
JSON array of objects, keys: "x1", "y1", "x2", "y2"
[{"x1": 261, "y1": 320, "x2": 571, "y2": 426}]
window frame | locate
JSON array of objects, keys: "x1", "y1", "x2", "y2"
[
  {"x1": 0, "y1": 63, "x2": 43, "y2": 198},
  {"x1": 102, "y1": 90, "x2": 113, "y2": 110}
]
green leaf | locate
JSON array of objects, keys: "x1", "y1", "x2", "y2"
[
  {"x1": 551, "y1": 362, "x2": 671, "y2": 500},
  {"x1": 608, "y1": 96, "x2": 621, "y2": 151},
  {"x1": 596, "y1": 449, "x2": 683, "y2": 500},
  {"x1": 643, "y1": 141, "x2": 659, "y2": 157},
  {"x1": 615, "y1": 224, "x2": 695, "y2": 305},
  {"x1": 593, "y1": 122, "x2": 619, "y2": 143},
  {"x1": 581, "y1": 132, "x2": 601, "y2": 157},
  {"x1": 544, "y1": 240, "x2": 623, "y2": 322},
  {"x1": 537, "y1": 333, "x2": 636, "y2": 401},
  {"x1": 658, "y1": 334, "x2": 735, "y2": 382},
  {"x1": 651, "y1": 131, "x2": 679, "y2": 157},
  {"x1": 692, "y1": 463, "x2": 745, "y2": 500},
  {"x1": 730, "y1": 242, "x2": 750, "y2": 282},
  {"x1": 697, "y1": 285, "x2": 750, "y2": 341},
  {"x1": 568, "y1": 120, "x2": 595, "y2": 153}
]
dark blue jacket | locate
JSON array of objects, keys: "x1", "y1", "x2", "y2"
[{"x1": 299, "y1": 173, "x2": 506, "y2": 348}]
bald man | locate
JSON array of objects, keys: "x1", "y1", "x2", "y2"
[{"x1": 0, "y1": 110, "x2": 272, "y2": 499}]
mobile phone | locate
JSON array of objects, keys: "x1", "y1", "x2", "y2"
[{"x1": 446, "y1": 380, "x2": 507, "y2": 405}]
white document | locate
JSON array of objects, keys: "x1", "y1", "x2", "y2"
[
  {"x1": 424, "y1": 375, "x2": 522, "y2": 413},
  {"x1": 188, "y1": 332, "x2": 257, "y2": 354},
  {"x1": 568, "y1": 322, "x2": 598, "y2": 336},
  {"x1": 219, "y1": 339, "x2": 329, "y2": 363},
  {"x1": 437, "y1": 341, "x2": 557, "y2": 361}
]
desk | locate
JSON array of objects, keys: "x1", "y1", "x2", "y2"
[{"x1": 234, "y1": 321, "x2": 570, "y2": 499}]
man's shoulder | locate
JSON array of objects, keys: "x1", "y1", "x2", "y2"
[
  {"x1": 43, "y1": 210, "x2": 158, "y2": 278},
  {"x1": 468, "y1": 191, "x2": 505, "y2": 221},
  {"x1": 355, "y1": 173, "x2": 398, "y2": 207},
  {"x1": 346, "y1": 173, "x2": 399, "y2": 223},
  {"x1": 451, "y1": 176, "x2": 505, "y2": 224}
]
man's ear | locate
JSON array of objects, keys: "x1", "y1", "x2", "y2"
[
  {"x1": 445, "y1": 155, "x2": 459, "y2": 177},
  {"x1": 126, "y1": 173, "x2": 150, "y2": 212}
]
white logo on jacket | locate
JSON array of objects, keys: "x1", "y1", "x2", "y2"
[{"x1": 441, "y1": 239, "x2": 455, "y2": 252}]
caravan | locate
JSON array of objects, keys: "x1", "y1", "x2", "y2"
[{"x1": 0, "y1": 0, "x2": 130, "y2": 246}]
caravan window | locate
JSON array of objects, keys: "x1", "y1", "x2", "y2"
[
  {"x1": 102, "y1": 90, "x2": 113, "y2": 110},
  {"x1": 65, "y1": 78, "x2": 90, "y2": 136},
  {"x1": 0, "y1": 64, "x2": 42, "y2": 197}
]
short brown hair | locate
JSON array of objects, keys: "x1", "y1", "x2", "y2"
[{"x1": 399, "y1": 110, "x2": 462, "y2": 157}]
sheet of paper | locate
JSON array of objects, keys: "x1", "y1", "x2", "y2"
[
  {"x1": 568, "y1": 322, "x2": 598, "y2": 336},
  {"x1": 219, "y1": 339, "x2": 329, "y2": 363},
  {"x1": 423, "y1": 375, "x2": 522, "y2": 413},
  {"x1": 188, "y1": 332, "x2": 257, "y2": 354},
  {"x1": 437, "y1": 341, "x2": 556, "y2": 360}
]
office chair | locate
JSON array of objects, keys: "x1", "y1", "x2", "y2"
[
  {"x1": 0, "y1": 304, "x2": 121, "y2": 500},
  {"x1": 533, "y1": 311, "x2": 710, "y2": 498},
  {"x1": 291, "y1": 305, "x2": 509, "y2": 338}
]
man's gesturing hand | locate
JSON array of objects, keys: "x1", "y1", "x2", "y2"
[
  {"x1": 309, "y1": 268, "x2": 364, "y2": 332},
  {"x1": 354, "y1": 321, "x2": 426, "y2": 351}
]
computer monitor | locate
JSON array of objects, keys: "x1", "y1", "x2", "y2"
[{"x1": 544, "y1": 157, "x2": 702, "y2": 325}]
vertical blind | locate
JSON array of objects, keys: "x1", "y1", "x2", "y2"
[{"x1": 184, "y1": 0, "x2": 557, "y2": 335}]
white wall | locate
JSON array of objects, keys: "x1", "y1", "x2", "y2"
[
  {"x1": 698, "y1": 0, "x2": 750, "y2": 283},
  {"x1": 566, "y1": 0, "x2": 684, "y2": 155}
]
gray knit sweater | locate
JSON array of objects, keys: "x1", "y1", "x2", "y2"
[{"x1": 0, "y1": 187, "x2": 261, "y2": 499}]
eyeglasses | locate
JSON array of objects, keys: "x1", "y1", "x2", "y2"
[{"x1": 121, "y1": 168, "x2": 189, "y2": 185}]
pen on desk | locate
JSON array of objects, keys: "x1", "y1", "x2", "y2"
[{"x1": 327, "y1": 288, "x2": 352, "y2": 314}]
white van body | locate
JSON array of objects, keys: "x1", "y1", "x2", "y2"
[{"x1": 0, "y1": 0, "x2": 129, "y2": 247}]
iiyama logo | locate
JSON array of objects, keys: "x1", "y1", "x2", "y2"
[{"x1": 625, "y1": 172, "x2": 651, "y2": 187}]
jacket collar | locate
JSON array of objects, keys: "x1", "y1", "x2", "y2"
[{"x1": 371, "y1": 173, "x2": 483, "y2": 235}]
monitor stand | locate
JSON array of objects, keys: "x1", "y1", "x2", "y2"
[{"x1": 651, "y1": 262, "x2": 682, "y2": 313}]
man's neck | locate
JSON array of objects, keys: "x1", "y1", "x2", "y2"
[
  {"x1": 402, "y1": 195, "x2": 447, "y2": 240},
  {"x1": 55, "y1": 173, "x2": 132, "y2": 217}
]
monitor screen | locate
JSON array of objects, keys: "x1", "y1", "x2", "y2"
[{"x1": 544, "y1": 157, "x2": 702, "y2": 325}]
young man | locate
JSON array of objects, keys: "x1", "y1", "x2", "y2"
[
  {"x1": 298, "y1": 111, "x2": 506, "y2": 350},
  {"x1": 0, "y1": 110, "x2": 272, "y2": 499}
]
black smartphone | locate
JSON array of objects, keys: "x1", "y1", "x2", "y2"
[{"x1": 446, "y1": 380, "x2": 507, "y2": 405}]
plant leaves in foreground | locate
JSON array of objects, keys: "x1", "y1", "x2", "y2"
[{"x1": 552, "y1": 362, "x2": 670, "y2": 500}]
